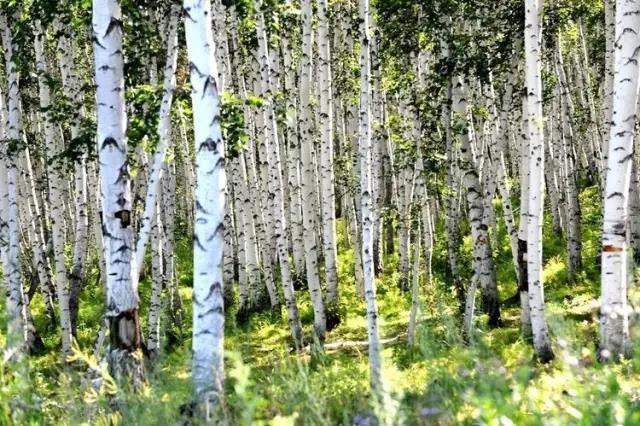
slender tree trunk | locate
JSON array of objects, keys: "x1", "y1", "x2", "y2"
[
  {"x1": 281, "y1": 31, "x2": 306, "y2": 277},
  {"x1": 35, "y1": 20, "x2": 73, "y2": 356},
  {"x1": 135, "y1": 4, "x2": 181, "y2": 276},
  {"x1": 317, "y1": 0, "x2": 339, "y2": 305},
  {"x1": 358, "y1": 0, "x2": 384, "y2": 410},
  {"x1": 524, "y1": 0, "x2": 553, "y2": 362},
  {"x1": 297, "y1": 0, "x2": 327, "y2": 340},
  {"x1": 55, "y1": 17, "x2": 89, "y2": 336},
  {"x1": 147, "y1": 197, "x2": 163, "y2": 360},
  {"x1": 554, "y1": 44, "x2": 582, "y2": 280},
  {"x1": 452, "y1": 77, "x2": 501, "y2": 328},
  {"x1": 443, "y1": 79, "x2": 466, "y2": 314},
  {"x1": 254, "y1": 0, "x2": 304, "y2": 348},
  {"x1": 0, "y1": 12, "x2": 26, "y2": 358},
  {"x1": 602, "y1": 0, "x2": 615, "y2": 174}
]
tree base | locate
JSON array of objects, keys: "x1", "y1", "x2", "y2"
[{"x1": 107, "y1": 348, "x2": 145, "y2": 389}]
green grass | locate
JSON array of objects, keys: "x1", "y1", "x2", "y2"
[{"x1": 2, "y1": 185, "x2": 640, "y2": 425}]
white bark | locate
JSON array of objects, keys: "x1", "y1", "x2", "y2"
[
  {"x1": 92, "y1": 0, "x2": 142, "y2": 380},
  {"x1": 452, "y1": 77, "x2": 501, "y2": 328},
  {"x1": 253, "y1": 1, "x2": 304, "y2": 347},
  {"x1": 0, "y1": 12, "x2": 26, "y2": 356},
  {"x1": 183, "y1": 0, "x2": 226, "y2": 408},
  {"x1": 407, "y1": 222, "x2": 420, "y2": 347},
  {"x1": 55, "y1": 17, "x2": 89, "y2": 335},
  {"x1": 600, "y1": 0, "x2": 640, "y2": 360},
  {"x1": 602, "y1": 0, "x2": 616, "y2": 174},
  {"x1": 135, "y1": 4, "x2": 181, "y2": 276},
  {"x1": 317, "y1": 0, "x2": 339, "y2": 303},
  {"x1": 298, "y1": 0, "x2": 327, "y2": 339},
  {"x1": 358, "y1": 0, "x2": 384, "y2": 408},
  {"x1": 281, "y1": 31, "x2": 306, "y2": 276},
  {"x1": 147, "y1": 197, "x2": 163, "y2": 359},
  {"x1": 554, "y1": 44, "x2": 582, "y2": 280},
  {"x1": 35, "y1": 20, "x2": 73, "y2": 356},
  {"x1": 524, "y1": 0, "x2": 553, "y2": 362}
]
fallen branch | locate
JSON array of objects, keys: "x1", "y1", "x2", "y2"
[{"x1": 300, "y1": 333, "x2": 407, "y2": 354}]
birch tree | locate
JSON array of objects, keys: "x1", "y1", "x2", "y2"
[
  {"x1": 317, "y1": 0, "x2": 339, "y2": 306},
  {"x1": 524, "y1": 0, "x2": 553, "y2": 362},
  {"x1": 358, "y1": 0, "x2": 384, "y2": 409},
  {"x1": 299, "y1": 0, "x2": 327, "y2": 340},
  {"x1": 92, "y1": 0, "x2": 143, "y2": 381},
  {"x1": 183, "y1": 0, "x2": 226, "y2": 411},
  {"x1": 0, "y1": 10, "x2": 26, "y2": 360},
  {"x1": 600, "y1": 0, "x2": 640, "y2": 360},
  {"x1": 34, "y1": 20, "x2": 73, "y2": 356}
]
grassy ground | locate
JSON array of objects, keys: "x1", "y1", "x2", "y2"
[{"x1": 3, "y1": 185, "x2": 640, "y2": 425}]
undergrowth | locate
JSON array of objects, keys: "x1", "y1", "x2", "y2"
[{"x1": 2, "y1": 185, "x2": 640, "y2": 425}]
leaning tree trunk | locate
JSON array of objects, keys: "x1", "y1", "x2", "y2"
[
  {"x1": 452, "y1": 77, "x2": 501, "y2": 329},
  {"x1": 135, "y1": 3, "x2": 180, "y2": 276},
  {"x1": 524, "y1": 0, "x2": 553, "y2": 362},
  {"x1": 600, "y1": 0, "x2": 640, "y2": 361},
  {"x1": 92, "y1": 0, "x2": 143, "y2": 383},
  {"x1": 35, "y1": 20, "x2": 73, "y2": 356},
  {"x1": 56, "y1": 16, "x2": 89, "y2": 336},
  {"x1": 183, "y1": 0, "x2": 226, "y2": 413}
]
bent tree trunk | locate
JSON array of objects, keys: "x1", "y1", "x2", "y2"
[{"x1": 451, "y1": 77, "x2": 501, "y2": 328}]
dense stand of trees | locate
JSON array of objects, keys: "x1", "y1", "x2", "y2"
[{"x1": 0, "y1": 0, "x2": 639, "y2": 421}]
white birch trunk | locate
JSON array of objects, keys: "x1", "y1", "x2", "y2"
[
  {"x1": 524, "y1": 0, "x2": 553, "y2": 362},
  {"x1": 452, "y1": 77, "x2": 501, "y2": 328},
  {"x1": 554, "y1": 45, "x2": 582, "y2": 280},
  {"x1": 358, "y1": 0, "x2": 384, "y2": 408},
  {"x1": 253, "y1": 3, "x2": 304, "y2": 347},
  {"x1": 600, "y1": 0, "x2": 640, "y2": 360},
  {"x1": 317, "y1": 0, "x2": 339, "y2": 304},
  {"x1": 35, "y1": 20, "x2": 73, "y2": 356},
  {"x1": 298, "y1": 0, "x2": 327, "y2": 339},
  {"x1": 135, "y1": 4, "x2": 180, "y2": 276},
  {"x1": 92, "y1": 0, "x2": 143, "y2": 381},
  {"x1": 407, "y1": 222, "x2": 420, "y2": 347},
  {"x1": 183, "y1": 0, "x2": 226, "y2": 409},
  {"x1": 55, "y1": 19, "x2": 89, "y2": 335},
  {"x1": 147, "y1": 197, "x2": 163, "y2": 359},
  {"x1": 281, "y1": 32, "x2": 306, "y2": 276},
  {"x1": 0, "y1": 12, "x2": 26, "y2": 357},
  {"x1": 602, "y1": 0, "x2": 616, "y2": 174}
]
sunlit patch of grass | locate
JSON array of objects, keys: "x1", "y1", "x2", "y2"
[
  {"x1": 543, "y1": 255, "x2": 568, "y2": 289},
  {"x1": 8, "y1": 185, "x2": 640, "y2": 424}
]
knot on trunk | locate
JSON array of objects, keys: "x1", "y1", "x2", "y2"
[{"x1": 115, "y1": 210, "x2": 131, "y2": 228}]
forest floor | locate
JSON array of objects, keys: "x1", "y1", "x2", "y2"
[{"x1": 4, "y1": 184, "x2": 640, "y2": 425}]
